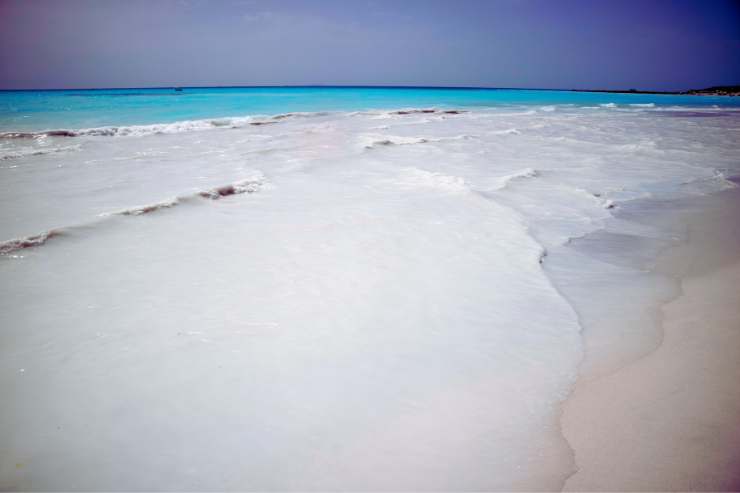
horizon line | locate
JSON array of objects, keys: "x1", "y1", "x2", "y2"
[{"x1": 0, "y1": 84, "x2": 693, "y2": 94}]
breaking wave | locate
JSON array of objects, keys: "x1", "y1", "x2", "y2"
[
  {"x1": 0, "y1": 118, "x2": 277, "y2": 139},
  {"x1": 0, "y1": 109, "x2": 469, "y2": 141},
  {"x1": 0, "y1": 144, "x2": 82, "y2": 161}
]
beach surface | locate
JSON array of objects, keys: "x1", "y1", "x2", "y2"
[
  {"x1": 1, "y1": 90, "x2": 740, "y2": 490},
  {"x1": 563, "y1": 187, "x2": 740, "y2": 491}
]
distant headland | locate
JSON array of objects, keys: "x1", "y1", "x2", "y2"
[
  {"x1": 684, "y1": 85, "x2": 740, "y2": 96},
  {"x1": 573, "y1": 85, "x2": 740, "y2": 96}
]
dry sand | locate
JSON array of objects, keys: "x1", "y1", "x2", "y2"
[{"x1": 562, "y1": 187, "x2": 740, "y2": 491}]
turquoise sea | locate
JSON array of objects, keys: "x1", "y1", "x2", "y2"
[{"x1": 1, "y1": 86, "x2": 738, "y2": 132}]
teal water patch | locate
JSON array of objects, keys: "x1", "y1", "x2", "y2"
[{"x1": 1, "y1": 86, "x2": 738, "y2": 132}]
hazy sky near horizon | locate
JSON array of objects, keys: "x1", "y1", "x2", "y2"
[{"x1": 1, "y1": 0, "x2": 738, "y2": 91}]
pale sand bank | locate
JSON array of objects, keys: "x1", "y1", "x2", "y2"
[{"x1": 563, "y1": 188, "x2": 740, "y2": 491}]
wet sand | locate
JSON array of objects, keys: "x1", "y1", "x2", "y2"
[{"x1": 562, "y1": 187, "x2": 740, "y2": 491}]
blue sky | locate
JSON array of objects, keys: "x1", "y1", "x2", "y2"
[{"x1": 0, "y1": 0, "x2": 738, "y2": 90}]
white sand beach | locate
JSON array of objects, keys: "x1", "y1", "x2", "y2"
[{"x1": 563, "y1": 187, "x2": 740, "y2": 491}]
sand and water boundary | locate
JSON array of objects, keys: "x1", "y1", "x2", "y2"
[{"x1": 561, "y1": 184, "x2": 740, "y2": 491}]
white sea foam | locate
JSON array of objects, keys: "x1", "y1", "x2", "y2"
[
  {"x1": 0, "y1": 143, "x2": 82, "y2": 161},
  {"x1": 360, "y1": 133, "x2": 429, "y2": 149},
  {"x1": 1, "y1": 105, "x2": 739, "y2": 491},
  {"x1": 393, "y1": 167, "x2": 469, "y2": 193},
  {"x1": 489, "y1": 127, "x2": 521, "y2": 135},
  {"x1": 493, "y1": 167, "x2": 539, "y2": 190}
]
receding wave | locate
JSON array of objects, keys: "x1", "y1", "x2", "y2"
[{"x1": 0, "y1": 176, "x2": 265, "y2": 255}]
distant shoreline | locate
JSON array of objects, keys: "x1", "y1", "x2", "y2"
[
  {"x1": 0, "y1": 84, "x2": 737, "y2": 95},
  {"x1": 573, "y1": 85, "x2": 739, "y2": 96}
]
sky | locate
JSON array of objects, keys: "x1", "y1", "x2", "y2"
[{"x1": 0, "y1": 0, "x2": 738, "y2": 91}]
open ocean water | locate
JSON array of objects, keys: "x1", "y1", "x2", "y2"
[
  {"x1": 1, "y1": 87, "x2": 739, "y2": 490},
  {"x1": 1, "y1": 86, "x2": 739, "y2": 132}
]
